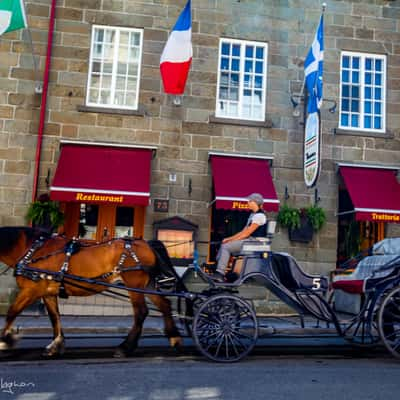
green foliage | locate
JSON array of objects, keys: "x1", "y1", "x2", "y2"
[
  {"x1": 278, "y1": 204, "x2": 327, "y2": 232},
  {"x1": 277, "y1": 204, "x2": 301, "y2": 229},
  {"x1": 305, "y1": 205, "x2": 327, "y2": 231},
  {"x1": 344, "y1": 220, "x2": 361, "y2": 258},
  {"x1": 26, "y1": 200, "x2": 64, "y2": 229}
]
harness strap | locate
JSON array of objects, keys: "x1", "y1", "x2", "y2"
[
  {"x1": 14, "y1": 236, "x2": 47, "y2": 278},
  {"x1": 91, "y1": 242, "x2": 145, "y2": 280}
]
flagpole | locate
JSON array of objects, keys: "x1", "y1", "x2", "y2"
[{"x1": 25, "y1": 27, "x2": 43, "y2": 93}]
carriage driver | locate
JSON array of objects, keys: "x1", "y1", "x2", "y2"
[{"x1": 211, "y1": 193, "x2": 267, "y2": 282}]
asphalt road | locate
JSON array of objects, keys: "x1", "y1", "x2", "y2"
[{"x1": 0, "y1": 350, "x2": 399, "y2": 400}]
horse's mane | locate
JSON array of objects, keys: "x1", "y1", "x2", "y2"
[{"x1": 0, "y1": 226, "x2": 50, "y2": 253}]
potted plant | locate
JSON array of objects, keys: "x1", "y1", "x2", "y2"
[
  {"x1": 26, "y1": 193, "x2": 64, "y2": 232},
  {"x1": 305, "y1": 205, "x2": 327, "y2": 231},
  {"x1": 277, "y1": 204, "x2": 301, "y2": 230},
  {"x1": 277, "y1": 204, "x2": 326, "y2": 243}
]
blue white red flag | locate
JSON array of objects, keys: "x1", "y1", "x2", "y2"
[
  {"x1": 304, "y1": 15, "x2": 324, "y2": 113},
  {"x1": 160, "y1": 0, "x2": 192, "y2": 95}
]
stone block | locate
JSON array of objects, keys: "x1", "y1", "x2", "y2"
[
  {"x1": 51, "y1": 110, "x2": 96, "y2": 125},
  {"x1": 210, "y1": 136, "x2": 234, "y2": 151},
  {"x1": 192, "y1": 135, "x2": 210, "y2": 149},
  {"x1": 156, "y1": 145, "x2": 181, "y2": 160},
  {"x1": 0, "y1": 106, "x2": 14, "y2": 119},
  {"x1": 159, "y1": 159, "x2": 207, "y2": 175},
  {"x1": 235, "y1": 139, "x2": 273, "y2": 154},
  {"x1": 186, "y1": 108, "x2": 210, "y2": 123},
  {"x1": 64, "y1": 0, "x2": 101, "y2": 9},
  {"x1": 97, "y1": 114, "x2": 123, "y2": 128},
  {"x1": 57, "y1": 7, "x2": 83, "y2": 21},
  {"x1": 62, "y1": 33, "x2": 89, "y2": 47},
  {"x1": 181, "y1": 147, "x2": 197, "y2": 160},
  {"x1": 4, "y1": 160, "x2": 30, "y2": 175}
]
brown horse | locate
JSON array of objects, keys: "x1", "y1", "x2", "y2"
[{"x1": 0, "y1": 226, "x2": 182, "y2": 357}]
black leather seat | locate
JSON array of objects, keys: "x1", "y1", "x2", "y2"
[{"x1": 270, "y1": 252, "x2": 328, "y2": 292}]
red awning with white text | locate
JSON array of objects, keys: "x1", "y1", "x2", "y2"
[
  {"x1": 50, "y1": 142, "x2": 153, "y2": 206},
  {"x1": 210, "y1": 154, "x2": 279, "y2": 211},
  {"x1": 340, "y1": 165, "x2": 400, "y2": 223}
]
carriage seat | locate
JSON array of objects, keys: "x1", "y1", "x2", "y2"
[
  {"x1": 332, "y1": 254, "x2": 400, "y2": 294},
  {"x1": 232, "y1": 221, "x2": 277, "y2": 257},
  {"x1": 270, "y1": 252, "x2": 328, "y2": 293}
]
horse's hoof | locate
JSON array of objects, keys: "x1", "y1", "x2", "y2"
[
  {"x1": 169, "y1": 336, "x2": 183, "y2": 348},
  {"x1": 113, "y1": 348, "x2": 125, "y2": 358},
  {"x1": 114, "y1": 347, "x2": 135, "y2": 358},
  {"x1": 0, "y1": 333, "x2": 17, "y2": 350},
  {"x1": 42, "y1": 344, "x2": 65, "y2": 358},
  {"x1": 0, "y1": 341, "x2": 9, "y2": 351}
]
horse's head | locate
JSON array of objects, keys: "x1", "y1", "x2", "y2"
[{"x1": 0, "y1": 226, "x2": 50, "y2": 267}]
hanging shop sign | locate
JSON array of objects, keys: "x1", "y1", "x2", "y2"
[{"x1": 304, "y1": 111, "x2": 321, "y2": 188}]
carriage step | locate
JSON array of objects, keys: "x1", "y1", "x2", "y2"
[{"x1": 155, "y1": 276, "x2": 177, "y2": 291}]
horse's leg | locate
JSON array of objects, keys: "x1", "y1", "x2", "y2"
[
  {"x1": 41, "y1": 296, "x2": 65, "y2": 357},
  {"x1": 148, "y1": 294, "x2": 182, "y2": 348},
  {"x1": 114, "y1": 292, "x2": 148, "y2": 358},
  {"x1": 0, "y1": 287, "x2": 41, "y2": 350}
]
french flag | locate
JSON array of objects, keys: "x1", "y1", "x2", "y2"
[{"x1": 160, "y1": 0, "x2": 192, "y2": 95}]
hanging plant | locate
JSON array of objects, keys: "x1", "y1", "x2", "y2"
[
  {"x1": 26, "y1": 194, "x2": 64, "y2": 232},
  {"x1": 278, "y1": 204, "x2": 327, "y2": 243},
  {"x1": 277, "y1": 204, "x2": 301, "y2": 230},
  {"x1": 304, "y1": 205, "x2": 327, "y2": 232}
]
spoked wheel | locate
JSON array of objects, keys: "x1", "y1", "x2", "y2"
[
  {"x1": 192, "y1": 293, "x2": 258, "y2": 362},
  {"x1": 378, "y1": 286, "x2": 400, "y2": 359}
]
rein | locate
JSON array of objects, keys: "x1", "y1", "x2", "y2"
[{"x1": 0, "y1": 266, "x2": 11, "y2": 276}]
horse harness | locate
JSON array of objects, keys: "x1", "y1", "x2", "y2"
[{"x1": 14, "y1": 237, "x2": 149, "y2": 296}]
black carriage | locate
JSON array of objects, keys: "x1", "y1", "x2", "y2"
[{"x1": 176, "y1": 223, "x2": 400, "y2": 362}]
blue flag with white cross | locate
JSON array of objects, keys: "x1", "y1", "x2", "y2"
[{"x1": 304, "y1": 15, "x2": 324, "y2": 114}]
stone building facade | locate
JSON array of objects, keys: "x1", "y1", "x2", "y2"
[{"x1": 0, "y1": 0, "x2": 399, "y2": 313}]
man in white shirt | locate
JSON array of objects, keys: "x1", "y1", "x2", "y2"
[{"x1": 212, "y1": 193, "x2": 267, "y2": 282}]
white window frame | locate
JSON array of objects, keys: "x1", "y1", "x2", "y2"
[
  {"x1": 86, "y1": 25, "x2": 143, "y2": 110},
  {"x1": 215, "y1": 38, "x2": 268, "y2": 122},
  {"x1": 339, "y1": 51, "x2": 386, "y2": 133}
]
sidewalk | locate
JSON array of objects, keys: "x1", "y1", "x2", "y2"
[{"x1": 12, "y1": 313, "x2": 338, "y2": 338}]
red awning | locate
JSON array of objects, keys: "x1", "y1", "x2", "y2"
[
  {"x1": 50, "y1": 142, "x2": 154, "y2": 206},
  {"x1": 210, "y1": 154, "x2": 279, "y2": 211},
  {"x1": 340, "y1": 165, "x2": 400, "y2": 223}
]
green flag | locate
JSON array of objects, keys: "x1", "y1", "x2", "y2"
[{"x1": 0, "y1": 0, "x2": 27, "y2": 36}]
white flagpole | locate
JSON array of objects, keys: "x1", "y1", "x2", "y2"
[{"x1": 25, "y1": 27, "x2": 42, "y2": 93}]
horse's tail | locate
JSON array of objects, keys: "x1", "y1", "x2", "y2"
[{"x1": 146, "y1": 240, "x2": 185, "y2": 291}]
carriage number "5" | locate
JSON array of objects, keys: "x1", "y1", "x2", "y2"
[{"x1": 312, "y1": 278, "x2": 321, "y2": 290}]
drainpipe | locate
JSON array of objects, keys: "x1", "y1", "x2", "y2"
[{"x1": 31, "y1": 0, "x2": 57, "y2": 202}]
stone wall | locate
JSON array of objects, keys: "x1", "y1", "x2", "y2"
[{"x1": 0, "y1": 0, "x2": 399, "y2": 312}]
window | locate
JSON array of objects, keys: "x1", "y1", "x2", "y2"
[
  {"x1": 79, "y1": 203, "x2": 99, "y2": 240},
  {"x1": 86, "y1": 25, "x2": 143, "y2": 110},
  {"x1": 216, "y1": 39, "x2": 268, "y2": 121},
  {"x1": 115, "y1": 206, "x2": 134, "y2": 238},
  {"x1": 157, "y1": 229, "x2": 194, "y2": 260},
  {"x1": 339, "y1": 52, "x2": 386, "y2": 132}
]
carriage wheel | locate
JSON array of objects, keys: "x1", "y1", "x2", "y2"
[
  {"x1": 378, "y1": 286, "x2": 400, "y2": 359},
  {"x1": 192, "y1": 294, "x2": 258, "y2": 362}
]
